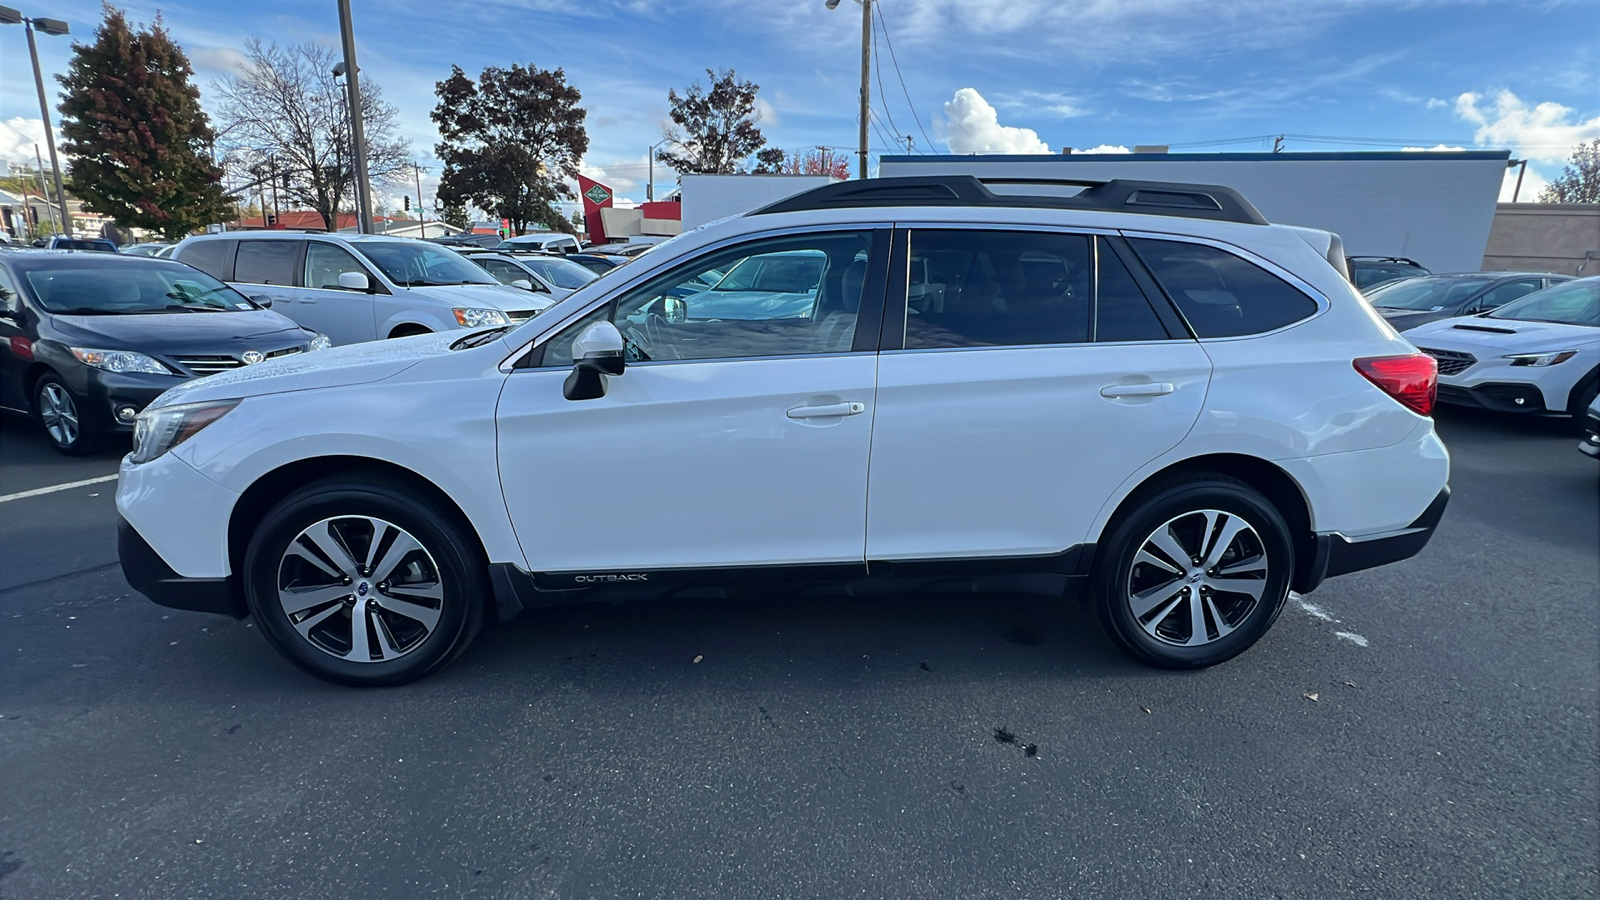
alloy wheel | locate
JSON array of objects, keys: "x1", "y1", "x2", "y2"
[
  {"x1": 1125, "y1": 509, "x2": 1270, "y2": 647},
  {"x1": 276, "y1": 516, "x2": 445, "y2": 663},
  {"x1": 38, "y1": 382, "x2": 80, "y2": 448}
]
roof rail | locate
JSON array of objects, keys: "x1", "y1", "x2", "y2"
[{"x1": 751, "y1": 175, "x2": 1269, "y2": 225}]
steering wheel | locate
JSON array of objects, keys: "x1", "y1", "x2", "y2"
[{"x1": 641, "y1": 310, "x2": 682, "y2": 360}]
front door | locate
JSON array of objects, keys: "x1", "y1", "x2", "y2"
[
  {"x1": 297, "y1": 242, "x2": 380, "y2": 345},
  {"x1": 865, "y1": 229, "x2": 1212, "y2": 562},
  {"x1": 496, "y1": 228, "x2": 887, "y2": 576}
]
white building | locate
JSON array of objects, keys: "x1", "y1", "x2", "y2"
[{"x1": 879, "y1": 151, "x2": 1510, "y2": 274}]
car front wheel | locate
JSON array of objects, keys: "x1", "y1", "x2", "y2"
[
  {"x1": 1092, "y1": 475, "x2": 1293, "y2": 669},
  {"x1": 35, "y1": 373, "x2": 100, "y2": 455},
  {"x1": 243, "y1": 478, "x2": 487, "y2": 686}
]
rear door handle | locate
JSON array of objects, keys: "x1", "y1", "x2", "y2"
[
  {"x1": 1100, "y1": 382, "x2": 1175, "y2": 398},
  {"x1": 787, "y1": 401, "x2": 867, "y2": 419}
]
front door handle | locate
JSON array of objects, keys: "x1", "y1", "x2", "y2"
[
  {"x1": 1100, "y1": 382, "x2": 1175, "y2": 398},
  {"x1": 787, "y1": 401, "x2": 867, "y2": 419}
]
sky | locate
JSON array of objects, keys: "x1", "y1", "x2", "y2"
[{"x1": 2, "y1": 0, "x2": 1598, "y2": 213}]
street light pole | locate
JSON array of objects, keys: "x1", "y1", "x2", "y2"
[
  {"x1": 413, "y1": 162, "x2": 426, "y2": 238},
  {"x1": 647, "y1": 139, "x2": 666, "y2": 202},
  {"x1": 1, "y1": 8, "x2": 73, "y2": 229},
  {"x1": 336, "y1": 0, "x2": 374, "y2": 234}
]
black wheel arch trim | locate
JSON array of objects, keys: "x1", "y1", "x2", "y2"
[
  {"x1": 1295, "y1": 485, "x2": 1449, "y2": 593},
  {"x1": 119, "y1": 517, "x2": 247, "y2": 618}
]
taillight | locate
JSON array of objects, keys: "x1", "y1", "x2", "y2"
[{"x1": 1354, "y1": 354, "x2": 1437, "y2": 416}]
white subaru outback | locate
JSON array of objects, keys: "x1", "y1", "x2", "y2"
[{"x1": 117, "y1": 176, "x2": 1450, "y2": 686}]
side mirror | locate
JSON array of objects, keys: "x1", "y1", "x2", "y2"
[
  {"x1": 337, "y1": 271, "x2": 370, "y2": 292},
  {"x1": 511, "y1": 279, "x2": 535, "y2": 291},
  {"x1": 563, "y1": 320, "x2": 626, "y2": 401},
  {"x1": 249, "y1": 294, "x2": 273, "y2": 308},
  {"x1": 664, "y1": 297, "x2": 686, "y2": 324}
]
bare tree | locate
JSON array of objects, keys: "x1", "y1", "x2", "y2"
[
  {"x1": 212, "y1": 39, "x2": 409, "y2": 231},
  {"x1": 657, "y1": 69, "x2": 772, "y2": 175}
]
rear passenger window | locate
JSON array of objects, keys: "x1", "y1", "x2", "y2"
[
  {"x1": 1130, "y1": 239, "x2": 1319, "y2": 338},
  {"x1": 177, "y1": 240, "x2": 236, "y2": 281},
  {"x1": 904, "y1": 230, "x2": 1091, "y2": 349},
  {"x1": 233, "y1": 240, "x2": 301, "y2": 285},
  {"x1": 1095, "y1": 238, "x2": 1168, "y2": 342}
]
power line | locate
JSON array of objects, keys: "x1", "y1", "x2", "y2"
[
  {"x1": 875, "y1": 1, "x2": 935, "y2": 153},
  {"x1": 867, "y1": 106, "x2": 901, "y2": 154},
  {"x1": 870, "y1": 27, "x2": 905, "y2": 149}
]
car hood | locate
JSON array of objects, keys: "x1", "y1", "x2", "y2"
[
  {"x1": 1372, "y1": 307, "x2": 1453, "y2": 332},
  {"x1": 47, "y1": 310, "x2": 311, "y2": 352},
  {"x1": 1404, "y1": 316, "x2": 1600, "y2": 353},
  {"x1": 403, "y1": 282, "x2": 550, "y2": 312},
  {"x1": 149, "y1": 330, "x2": 463, "y2": 409}
]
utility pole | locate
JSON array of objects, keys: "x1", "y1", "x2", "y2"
[
  {"x1": 413, "y1": 162, "x2": 426, "y2": 237},
  {"x1": 336, "y1": 0, "x2": 374, "y2": 234},
  {"x1": 33, "y1": 144, "x2": 57, "y2": 234},
  {"x1": 268, "y1": 155, "x2": 280, "y2": 224},
  {"x1": 858, "y1": 0, "x2": 871, "y2": 179},
  {"x1": 647, "y1": 139, "x2": 666, "y2": 202},
  {"x1": 1272, "y1": 135, "x2": 1285, "y2": 153}
]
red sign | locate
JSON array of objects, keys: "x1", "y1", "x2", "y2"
[{"x1": 576, "y1": 174, "x2": 613, "y2": 246}]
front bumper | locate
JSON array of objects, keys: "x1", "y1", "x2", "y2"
[
  {"x1": 88, "y1": 371, "x2": 181, "y2": 432},
  {"x1": 118, "y1": 517, "x2": 246, "y2": 618},
  {"x1": 1436, "y1": 381, "x2": 1548, "y2": 414},
  {"x1": 1580, "y1": 413, "x2": 1600, "y2": 459},
  {"x1": 1299, "y1": 486, "x2": 1450, "y2": 593}
]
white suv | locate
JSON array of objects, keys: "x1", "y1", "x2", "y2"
[
  {"x1": 119, "y1": 176, "x2": 1450, "y2": 686},
  {"x1": 172, "y1": 232, "x2": 554, "y2": 346}
]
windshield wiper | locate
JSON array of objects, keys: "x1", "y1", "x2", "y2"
[{"x1": 450, "y1": 325, "x2": 513, "y2": 350}]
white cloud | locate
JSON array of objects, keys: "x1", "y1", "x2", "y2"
[
  {"x1": 943, "y1": 88, "x2": 1050, "y2": 154},
  {"x1": 1501, "y1": 165, "x2": 1548, "y2": 203},
  {"x1": 754, "y1": 97, "x2": 781, "y2": 128},
  {"x1": 1401, "y1": 144, "x2": 1466, "y2": 151},
  {"x1": 0, "y1": 118, "x2": 50, "y2": 167},
  {"x1": 187, "y1": 46, "x2": 251, "y2": 76},
  {"x1": 1453, "y1": 89, "x2": 1600, "y2": 166},
  {"x1": 1075, "y1": 144, "x2": 1132, "y2": 154}
]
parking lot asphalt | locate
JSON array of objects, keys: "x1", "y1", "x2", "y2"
[{"x1": 0, "y1": 408, "x2": 1595, "y2": 899}]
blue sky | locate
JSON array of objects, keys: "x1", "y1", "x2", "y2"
[{"x1": 3, "y1": 0, "x2": 1598, "y2": 208}]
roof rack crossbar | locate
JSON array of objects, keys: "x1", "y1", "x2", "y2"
[{"x1": 751, "y1": 175, "x2": 1268, "y2": 225}]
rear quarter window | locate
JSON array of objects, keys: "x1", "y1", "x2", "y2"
[
  {"x1": 176, "y1": 239, "x2": 237, "y2": 281},
  {"x1": 1130, "y1": 239, "x2": 1319, "y2": 338}
]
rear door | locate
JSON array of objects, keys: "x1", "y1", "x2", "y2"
[{"x1": 865, "y1": 228, "x2": 1211, "y2": 564}]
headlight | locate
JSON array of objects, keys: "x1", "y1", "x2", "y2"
[
  {"x1": 453, "y1": 308, "x2": 511, "y2": 328},
  {"x1": 70, "y1": 348, "x2": 173, "y2": 375},
  {"x1": 1503, "y1": 350, "x2": 1578, "y2": 367},
  {"x1": 308, "y1": 332, "x2": 333, "y2": 352},
  {"x1": 129, "y1": 400, "x2": 239, "y2": 465}
]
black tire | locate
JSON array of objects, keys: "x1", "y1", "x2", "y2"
[
  {"x1": 242, "y1": 477, "x2": 487, "y2": 686},
  {"x1": 33, "y1": 373, "x2": 101, "y2": 456},
  {"x1": 1091, "y1": 474, "x2": 1293, "y2": 670},
  {"x1": 1568, "y1": 374, "x2": 1598, "y2": 431}
]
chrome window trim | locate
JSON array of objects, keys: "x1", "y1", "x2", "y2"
[
  {"x1": 1117, "y1": 229, "x2": 1333, "y2": 342},
  {"x1": 499, "y1": 221, "x2": 892, "y2": 372}
]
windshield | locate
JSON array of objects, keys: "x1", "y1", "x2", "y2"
[
  {"x1": 352, "y1": 241, "x2": 498, "y2": 287},
  {"x1": 518, "y1": 257, "x2": 598, "y2": 290},
  {"x1": 712, "y1": 252, "x2": 825, "y2": 292},
  {"x1": 1365, "y1": 275, "x2": 1497, "y2": 311},
  {"x1": 23, "y1": 262, "x2": 254, "y2": 314},
  {"x1": 1485, "y1": 279, "x2": 1600, "y2": 326}
]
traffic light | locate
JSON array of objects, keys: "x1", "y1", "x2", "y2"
[{"x1": 403, "y1": 195, "x2": 411, "y2": 211}]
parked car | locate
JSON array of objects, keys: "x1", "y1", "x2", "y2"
[
  {"x1": 461, "y1": 251, "x2": 599, "y2": 301},
  {"x1": 122, "y1": 242, "x2": 175, "y2": 258},
  {"x1": 1365, "y1": 272, "x2": 1571, "y2": 331},
  {"x1": 172, "y1": 232, "x2": 553, "y2": 346},
  {"x1": 0, "y1": 252, "x2": 328, "y2": 454},
  {"x1": 46, "y1": 236, "x2": 119, "y2": 253},
  {"x1": 588, "y1": 242, "x2": 662, "y2": 258},
  {"x1": 1346, "y1": 256, "x2": 1429, "y2": 292},
  {"x1": 117, "y1": 174, "x2": 1449, "y2": 686},
  {"x1": 1406, "y1": 276, "x2": 1600, "y2": 422},
  {"x1": 427, "y1": 232, "x2": 502, "y2": 250},
  {"x1": 565, "y1": 252, "x2": 626, "y2": 275},
  {"x1": 497, "y1": 232, "x2": 581, "y2": 254}
]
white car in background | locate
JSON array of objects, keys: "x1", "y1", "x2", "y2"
[
  {"x1": 496, "y1": 232, "x2": 581, "y2": 254},
  {"x1": 1406, "y1": 276, "x2": 1600, "y2": 422},
  {"x1": 461, "y1": 251, "x2": 600, "y2": 303},
  {"x1": 173, "y1": 232, "x2": 553, "y2": 346}
]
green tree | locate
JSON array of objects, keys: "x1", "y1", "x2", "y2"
[
  {"x1": 56, "y1": 5, "x2": 229, "y2": 239},
  {"x1": 1538, "y1": 140, "x2": 1600, "y2": 204},
  {"x1": 658, "y1": 69, "x2": 773, "y2": 175},
  {"x1": 432, "y1": 63, "x2": 588, "y2": 236}
]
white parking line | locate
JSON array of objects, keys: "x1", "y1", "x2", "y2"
[{"x1": 0, "y1": 474, "x2": 119, "y2": 504}]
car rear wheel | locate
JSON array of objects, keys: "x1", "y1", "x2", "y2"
[
  {"x1": 243, "y1": 478, "x2": 486, "y2": 686},
  {"x1": 1092, "y1": 475, "x2": 1293, "y2": 669},
  {"x1": 34, "y1": 374, "x2": 100, "y2": 456}
]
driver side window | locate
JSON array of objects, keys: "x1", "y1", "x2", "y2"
[{"x1": 540, "y1": 230, "x2": 877, "y2": 366}]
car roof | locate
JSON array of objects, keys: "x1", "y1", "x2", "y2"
[{"x1": 1, "y1": 250, "x2": 183, "y2": 271}]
